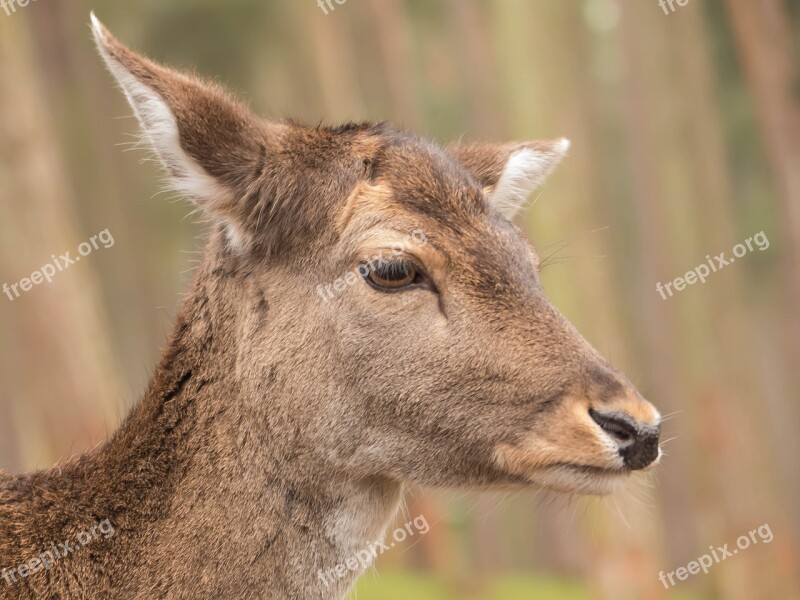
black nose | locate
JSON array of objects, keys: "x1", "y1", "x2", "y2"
[{"x1": 589, "y1": 409, "x2": 661, "y2": 470}]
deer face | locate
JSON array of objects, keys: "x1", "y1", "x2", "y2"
[
  {"x1": 92, "y1": 15, "x2": 661, "y2": 497},
  {"x1": 317, "y1": 141, "x2": 661, "y2": 495}
]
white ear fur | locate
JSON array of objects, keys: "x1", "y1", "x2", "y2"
[
  {"x1": 91, "y1": 13, "x2": 239, "y2": 241},
  {"x1": 488, "y1": 138, "x2": 570, "y2": 220},
  {"x1": 90, "y1": 13, "x2": 226, "y2": 204}
]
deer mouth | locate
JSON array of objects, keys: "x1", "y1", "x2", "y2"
[
  {"x1": 563, "y1": 464, "x2": 629, "y2": 476},
  {"x1": 493, "y1": 441, "x2": 641, "y2": 496},
  {"x1": 531, "y1": 463, "x2": 633, "y2": 495}
]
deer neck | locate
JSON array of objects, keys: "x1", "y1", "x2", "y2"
[{"x1": 3, "y1": 248, "x2": 403, "y2": 599}]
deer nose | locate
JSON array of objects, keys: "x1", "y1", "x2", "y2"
[{"x1": 589, "y1": 408, "x2": 661, "y2": 470}]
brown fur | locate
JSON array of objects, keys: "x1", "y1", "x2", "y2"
[{"x1": 0, "y1": 16, "x2": 660, "y2": 599}]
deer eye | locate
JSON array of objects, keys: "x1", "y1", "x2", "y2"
[{"x1": 363, "y1": 258, "x2": 420, "y2": 291}]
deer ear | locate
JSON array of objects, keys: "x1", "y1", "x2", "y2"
[
  {"x1": 448, "y1": 139, "x2": 570, "y2": 220},
  {"x1": 90, "y1": 13, "x2": 279, "y2": 245}
]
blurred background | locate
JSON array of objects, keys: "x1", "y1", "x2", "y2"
[{"x1": 1, "y1": 1, "x2": 798, "y2": 598}]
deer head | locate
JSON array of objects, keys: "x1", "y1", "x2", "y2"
[{"x1": 90, "y1": 15, "x2": 661, "y2": 501}]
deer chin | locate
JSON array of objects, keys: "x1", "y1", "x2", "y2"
[
  {"x1": 493, "y1": 442, "x2": 631, "y2": 496},
  {"x1": 526, "y1": 464, "x2": 632, "y2": 496}
]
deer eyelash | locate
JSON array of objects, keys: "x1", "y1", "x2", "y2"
[
  {"x1": 360, "y1": 256, "x2": 436, "y2": 293},
  {"x1": 371, "y1": 258, "x2": 415, "y2": 280}
]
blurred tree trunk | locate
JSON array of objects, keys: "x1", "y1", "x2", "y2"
[
  {"x1": 724, "y1": 0, "x2": 800, "y2": 536},
  {"x1": 27, "y1": 2, "x2": 164, "y2": 397},
  {"x1": 444, "y1": 0, "x2": 502, "y2": 138},
  {"x1": 725, "y1": 0, "x2": 800, "y2": 372},
  {"x1": 302, "y1": 0, "x2": 367, "y2": 123},
  {"x1": 364, "y1": 0, "x2": 421, "y2": 127},
  {"x1": 676, "y1": 10, "x2": 778, "y2": 600},
  {"x1": 618, "y1": 0, "x2": 697, "y2": 569},
  {"x1": 0, "y1": 15, "x2": 120, "y2": 469}
]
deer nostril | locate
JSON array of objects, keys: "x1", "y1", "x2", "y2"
[
  {"x1": 589, "y1": 408, "x2": 661, "y2": 470},
  {"x1": 589, "y1": 409, "x2": 637, "y2": 447}
]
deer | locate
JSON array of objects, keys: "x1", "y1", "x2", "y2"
[{"x1": 0, "y1": 13, "x2": 662, "y2": 600}]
